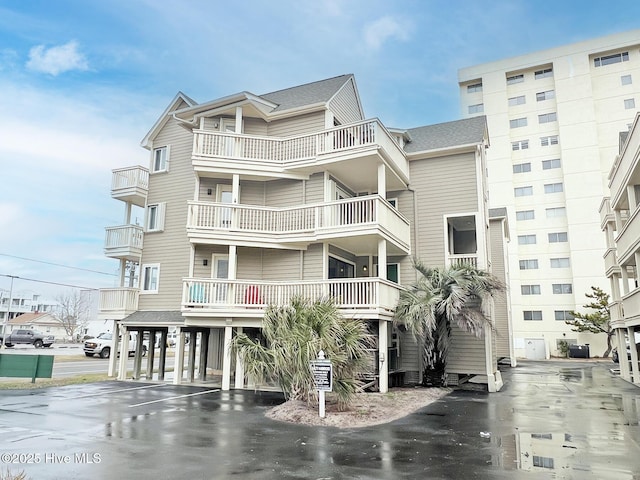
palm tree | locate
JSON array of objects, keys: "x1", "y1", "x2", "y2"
[
  {"x1": 394, "y1": 260, "x2": 505, "y2": 386},
  {"x1": 231, "y1": 296, "x2": 373, "y2": 409}
]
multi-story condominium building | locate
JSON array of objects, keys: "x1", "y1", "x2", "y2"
[
  {"x1": 0, "y1": 291, "x2": 58, "y2": 322},
  {"x1": 100, "y1": 75, "x2": 509, "y2": 392},
  {"x1": 458, "y1": 30, "x2": 640, "y2": 360},
  {"x1": 601, "y1": 112, "x2": 640, "y2": 383}
]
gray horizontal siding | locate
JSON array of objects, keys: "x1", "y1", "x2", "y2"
[
  {"x1": 267, "y1": 112, "x2": 325, "y2": 137},
  {"x1": 328, "y1": 78, "x2": 363, "y2": 125},
  {"x1": 265, "y1": 179, "x2": 303, "y2": 207},
  {"x1": 446, "y1": 324, "x2": 486, "y2": 375},
  {"x1": 303, "y1": 244, "x2": 323, "y2": 280},
  {"x1": 490, "y1": 218, "x2": 510, "y2": 358}
]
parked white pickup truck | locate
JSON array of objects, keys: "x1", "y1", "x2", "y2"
[{"x1": 83, "y1": 332, "x2": 147, "y2": 359}]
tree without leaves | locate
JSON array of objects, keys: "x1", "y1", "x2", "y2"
[
  {"x1": 53, "y1": 290, "x2": 89, "y2": 342},
  {"x1": 393, "y1": 260, "x2": 505, "y2": 386},
  {"x1": 231, "y1": 296, "x2": 374, "y2": 409},
  {"x1": 567, "y1": 286, "x2": 612, "y2": 357}
]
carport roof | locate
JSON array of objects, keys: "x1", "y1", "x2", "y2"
[{"x1": 121, "y1": 311, "x2": 183, "y2": 326}]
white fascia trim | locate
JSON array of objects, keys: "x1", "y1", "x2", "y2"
[
  {"x1": 405, "y1": 142, "x2": 482, "y2": 160},
  {"x1": 141, "y1": 92, "x2": 197, "y2": 149}
]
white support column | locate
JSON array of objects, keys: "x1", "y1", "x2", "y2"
[
  {"x1": 627, "y1": 185, "x2": 638, "y2": 211},
  {"x1": 124, "y1": 202, "x2": 132, "y2": 224},
  {"x1": 108, "y1": 320, "x2": 119, "y2": 377},
  {"x1": 234, "y1": 107, "x2": 242, "y2": 133},
  {"x1": 377, "y1": 163, "x2": 386, "y2": 199},
  {"x1": 378, "y1": 239, "x2": 387, "y2": 279},
  {"x1": 234, "y1": 327, "x2": 245, "y2": 389},
  {"x1": 617, "y1": 329, "x2": 631, "y2": 381},
  {"x1": 378, "y1": 320, "x2": 388, "y2": 393},
  {"x1": 222, "y1": 324, "x2": 233, "y2": 391},
  {"x1": 629, "y1": 327, "x2": 640, "y2": 384},
  {"x1": 118, "y1": 325, "x2": 129, "y2": 380},
  {"x1": 173, "y1": 327, "x2": 185, "y2": 385},
  {"x1": 622, "y1": 267, "x2": 631, "y2": 295}
]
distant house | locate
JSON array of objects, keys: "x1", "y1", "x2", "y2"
[{"x1": 7, "y1": 312, "x2": 68, "y2": 340}]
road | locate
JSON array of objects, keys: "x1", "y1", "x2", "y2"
[{"x1": 0, "y1": 344, "x2": 176, "y2": 378}]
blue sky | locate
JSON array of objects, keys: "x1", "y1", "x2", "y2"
[{"x1": 1, "y1": 0, "x2": 640, "y2": 299}]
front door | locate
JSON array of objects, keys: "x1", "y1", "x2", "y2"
[
  {"x1": 211, "y1": 255, "x2": 229, "y2": 303},
  {"x1": 217, "y1": 185, "x2": 233, "y2": 228}
]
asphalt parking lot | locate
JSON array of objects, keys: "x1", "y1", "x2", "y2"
[{"x1": 1, "y1": 360, "x2": 640, "y2": 479}]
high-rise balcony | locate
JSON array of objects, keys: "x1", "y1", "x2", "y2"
[
  {"x1": 603, "y1": 248, "x2": 620, "y2": 277},
  {"x1": 615, "y1": 206, "x2": 640, "y2": 265},
  {"x1": 104, "y1": 225, "x2": 144, "y2": 261},
  {"x1": 622, "y1": 288, "x2": 640, "y2": 324},
  {"x1": 98, "y1": 288, "x2": 139, "y2": 320},
  {"x1": 191, "y1": 119, "x2": 409, "y2": 192},
  {"x1": 181, "y1": 277, "x2": 402, "y2": 320},
  {"x1": 111, "y1": 166, "x2": 149, "y2": 207},
  {"x1": 447, "y1": 254, "x2": 480, "y2": 269},
  {"x1": 186, "y1": 195, "x2": 411, "y2": 254}
]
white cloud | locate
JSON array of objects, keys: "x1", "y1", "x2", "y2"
[
  {"x1": 363, "y1": 16, "x2": 410, "y2": 51},
  {"x1": 26, "y1": 40, "x2": 89, "y2": 75}
]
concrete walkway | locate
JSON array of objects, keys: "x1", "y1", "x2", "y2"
[{"x1": 0, "y1": 360, "x2": 638, "y2": 479}]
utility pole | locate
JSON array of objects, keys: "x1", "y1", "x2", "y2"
[{"x1": 1, "y1": 275, "x2": 17, "y2": 350}]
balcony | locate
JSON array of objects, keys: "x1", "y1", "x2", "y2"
[
  {"x1": 622, "y1": 288, "x2": 640, "y2": 324},
  {"x1": 448, "y1": 254, "x2": 480, "y2": 269},
  {"x1": 614, "y1": 206, "x2": 640, "y2": 265},
  {"x1": 98, "y1": 288, "x2": 139, "y2": 320},
  {"x1": 111, "y1": 166, "x2": 149, "y2": 207},
  {"x1": 181, "y1": 277, "x2": 402, "y2": 320},
  {"x1": 186, "y1": 195, "x2": 411, "y2": 254},
  {"x1": 609, "y1": 301, "x2": 625, "y2": 327},
  {"x1": 104, "y1": 225, "x2": 144, "y2": 261},
  {"x1": 609, "y1": 125, "x2": 640, "y2": 207},
  {"x1": 191, "y1": 120, "x2": 409, "y2": 192},
  {"x1": 600, "y1": 197, "x2": 615, "y2": 229},
  {"x1": 603, "y1": 248, "x2": 620, "y2": 277}
]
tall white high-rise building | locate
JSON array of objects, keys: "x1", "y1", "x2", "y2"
[{"x1": 458, "y1": 30, "x2": 640, "y2": 359}]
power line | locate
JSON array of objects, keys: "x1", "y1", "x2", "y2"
[
  {"x1": 0, "y1": 253, "x2": 117, "y2": 276},
  {"x1": 0, "y1": 274, "x2": 99, "y2": 291}
]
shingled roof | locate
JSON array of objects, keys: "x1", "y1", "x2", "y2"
[
  {"x1": 260, "y1": 74, "x2": 354, "y2": 112},
  {"x1": 403, "y1": 116, "x2": 488, "y2": 153}
]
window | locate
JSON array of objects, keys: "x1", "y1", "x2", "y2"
[
  {"x1": 555, "y1": 310, "x2": 575, "y2": 321},
  {"x1": 518, "y1": 234, "x2": 536, "y2": 245},
  {"x1": 533, "y1": 456, "x2": 554, "y2": 469},
  {"x1": 550, "y1": 257, "x2": 570, "y2": 268},
  {"x1": 535, "y1": 68, "x2": 553, "y2": 79},
  {"x1": 594, "y1": 51, "x2": 629, "y2": 67},
  {"x1": 152, "y1": 146, "x2": 168, "y2": 173},
  {"x1": 512, "y1": 140, "x2": 529, "y2": 150},
  {"x1": 513, "y1": 163, "x2": 531, "y2": 174},
  {"x1": 621, "y1": 74, "x2": 632, "y2": 86},
  {"x1": 552, "y1": 283, "x2": 573, "y2": 294},
  {"x1": 523, "y1": 310, "x2": 543, "y2": 321},
  {"x1": 519, "y1": 259, "x2": 539, "y2": 270},
  {"x1": 536, "y1": 90, "x2": 555, "y2": 101},
  {"x1": 546, "y1": 207, "x2": 566, "y2": 218},
  {"x1": 510, "y1": 117, "x2": 528, "y2": 129},
  {"x1": 507, "y1": 74, "x2": 524, "y2": 85},
  {"x1": 521, "y1": 285, "x2": 541, "y2": 295},
  {"x1": 515, "y1": 186, "x2": 533, "y2": 197},
  {"x1": 531, "y1": 433, "x2": 553, "y2": 440},
  {"x1": 141, "y1": 264, "x2": 160, "y2": 293},
  {"x1": 516, "y1": 210, "x2": 535, "y2": 221},
  {"x1": 540, "y1": 135, "x2": 559, "y2": 146},
  {"x1": 508, "y1": 95, "x2": 526, "y2": 106},
  {"x1": 542, "y1": 158, "x2": 562, "y2": 170},
  {"x1": 467, "y1": 82, "x2": 483, "y2": 93},
  {"x1": 548, "y1": 232, "x2": 568, "y2": 243},
  {"x1": 468, "y1": 103, "x2": 484, "y2": 114},
  {"x1": 624, "y1": 98, "x2": 636, "y2": 110},
  {"x1": 146, "y1": 203, "x2": 166, "y2": 232},
  {"x1": 538, "y1": 112, "x2": 557, "y2": 124},
  {"x1": 544, "y1": 183, "x2": 563, "y2": 194}
]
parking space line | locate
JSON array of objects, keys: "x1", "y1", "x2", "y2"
[
  {"x1": 64, "y1": 383, "x2": 168, "y2": 400},
  {"x1": 129, "y1": 389, "x2": 221, "y2": 407}
]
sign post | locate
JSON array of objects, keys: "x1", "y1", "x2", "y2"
[{"x1": 310, "y1": 350, "x2": 333, "y2": 418}]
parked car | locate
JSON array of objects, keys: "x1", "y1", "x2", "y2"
[
  {"x1": 83, "y1": 332, "x2": 147, "y2": 359},
  {"x1": 0, "y1": 329, "x2": 54, "y2": 348}
]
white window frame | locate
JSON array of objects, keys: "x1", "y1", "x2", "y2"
[
  {"x1": 624, "y1": 98, "x2": 636, "y2": 110},
  {"x1": 621, "y1": 75, "x2": 632, "y2": 86},
  {"x1": 513, "y1": 163, "x2": 531, "y2": 174},
  {"x1": 151, "y1": 146, "x2": 169, "y2": 173},
  {"x1": 542, "y1": 158, "x2": 561, "y2": 170},
  {"x1": 141, "y1": 264, "x2": 160, "y2": 294},
  {"x1": 546, "y1": 207, "x2": 566, "y2": 218},
  {"x1": 594, "y1": 51, "x2": 629, "y2": 67},
  {"x1": 145, "y1": 202, "x2": 166, "y2": 232},
  {"x1": 467, "y1": 82, "x2": 483, "y2": 93},
  {"x1": 550, "y1": 258, "x2": 570, "y2": 268},
  {"x1": 507, "y1": 74, "x2": 524, "y2": 85},
  {"x1": 512, "y1": 140, "x2": 529, "y2": 151},
  {"x1": 515, "y1": 186, "x2": 533, "y2": 197},
  {"x1": 540, "y1": 135, "x2": 559, "y2": 147},
  {"x1": 538, "y1": 112, "x2": 557, "y2": 124},
  {"x1": 521, "y1": 285, "x2": 541, "y2": 295},
  {"x1": 552, "y1": 283, "x2": 573, "y2": 294},
  {"x1": 519, "y1": 259, "x2": 539, "y2": 270},
  {"x1": 548, "y1": 232, "x2": 568, "y2": 243},
  {"x1": 508, "y1": 95, "x2": 526, "y2": 106},
  {"x1": 536, "y1": 90, "x2": 555, "y2": 101},
  {"x1": 516, "y1": 210, "x2": 535, "y2": 221},
  {"x1": 468, "y1": 103, "x2": 484, "y2": 114},
  {"x1": 517, "y1": 234, "x2": 536, "y2": 245},
  {"x1": 510, "y1": 117, "x2": 527, "y2": 129},
  {"x1": 534, "y1": 68, "x2": 553, "y2": 79},
  {"x1": 544, "y1": 183, "x2": 563, "y2": 194},
  {"x1": 523, "y1": 310, "x2": 543, "y2": 321},
  {"x1": 555, "y1": 310, "x2": 574, "y2": 321}
]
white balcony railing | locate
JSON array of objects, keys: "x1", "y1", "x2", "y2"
[
  {"x1": 187, "y1": 195, "x2": 410, "y2": 250},
  {"x1": 182, "y1": 277, "x2": 402, "y2": 314},
  {"x1": 99, "y1": 288, "x2": 139, "y2": 319},
  {"x1": 105, "y1": 225, "x2": 144, "y2": 251},
  {"x1": 622, "y1": 288, "x2": 640, "y2": 323},
  {"x1": 192, "y1": 119, "x2": 408, "y2": 179},
  {"x1": 615, "y1": 206, "x2": 640, "y2": 264},
  {"x1": 448, "y1": 254, "x2": 479, "y2": 269},
  {"x1": 110, "y1": 166, "x2": 149, "y2": 207}
]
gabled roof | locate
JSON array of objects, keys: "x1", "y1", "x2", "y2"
[
  {"x1": 8, "y1": 312, "x2": 57, "y2": 325},
  {"x1": 261, "y1": 74, "x2": 356, "y2": 112},
  {"x1": 403, "y1": 116, "x2": 489, "y2": 154},
  {"x1": 141, "y1": 91, "x2": 198, "y2": 149}
]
